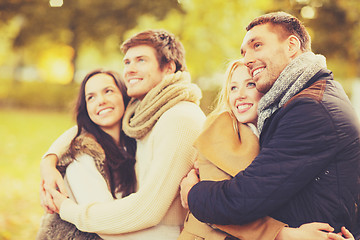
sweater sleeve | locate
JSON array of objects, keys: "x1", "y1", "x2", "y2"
[
  {"x1": 188, "y1": 98, "x2": 338, "y2": 225},
  {"x1": 43, "y1": 126, "x2": 78, "y2": 161},
  {"x1": 60, "y1": 103, "x2": 206, "y2": 234}
]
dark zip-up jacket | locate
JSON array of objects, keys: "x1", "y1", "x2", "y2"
[{"x1": 188, "y1": 69, "x2": 360, "y2": 238}]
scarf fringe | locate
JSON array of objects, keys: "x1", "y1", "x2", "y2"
[{"x1": 123, "y1": 71, "x2": 202, "y2": 139}]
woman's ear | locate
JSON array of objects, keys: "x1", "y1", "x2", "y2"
[{"x1": 287, "y1": 35, "x2": 301, "y2": 58}]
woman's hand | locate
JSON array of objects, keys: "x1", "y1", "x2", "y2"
[
  {"x1": 45, "y1": 187, "x2": 69, "y2": 214},
  {"x1": 180, "y1": 168, "x2": 200, "y2": 209},
  {"x1": 276, "y1": 222, "x2": 334, "y2": 240},
  {"x1": 40, "y1": 154, "x2": 68, "y2": 213},
  {"x1": 328, "y1": 227, "x2": 355, "y2": 240}
]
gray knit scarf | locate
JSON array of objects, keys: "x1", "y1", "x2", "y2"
[
  {"x1": 257, "y1": 52, "x2": 327, "y2": 133},
  {"x1": 123, "y1": 71, "x2": 202, "y2": 139}
]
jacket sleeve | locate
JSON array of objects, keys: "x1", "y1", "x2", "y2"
[{"x1": 188, "y1": 98, "x2": 338, "y2": 225}]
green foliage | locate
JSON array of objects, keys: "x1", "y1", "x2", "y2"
[
  {"x1": 0, "y1": 108, "x2": 73, "y2": 239},
  {"x1": 0, "y1": 81, "x2": 79, "y2": 111}
]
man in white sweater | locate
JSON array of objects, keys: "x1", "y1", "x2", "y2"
[{"x1": 40, "y1": 29, "x2": 206, "y2": 239}]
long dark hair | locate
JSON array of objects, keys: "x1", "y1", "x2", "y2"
[{"x1": 69, "y1": 69, "x2": 137, "y2": 198}]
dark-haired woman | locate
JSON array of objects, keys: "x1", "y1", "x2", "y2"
[{"x1": 37, "y1": 70, "x2": 136, "y2": 240}]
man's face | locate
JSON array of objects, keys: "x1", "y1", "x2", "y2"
[
  {"x1": 123, "y1": 45, "x2": 168, "y2": 100},
  {"x1": 240, "y1": 23, "x2": 292, "y2": 94}
]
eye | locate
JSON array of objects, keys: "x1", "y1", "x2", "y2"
[
  {"x1": 230, "y1": 85, "x2": 238, "y2": 92},
  {"x1": 105, "y1": 89, "x2": 114, "y2": 94},
  {"x1": 247, "y1": 82, "x2": 256, "y2": 88},
  {"x1": 86, "y1": 95, "x2": 94, "y2": 102},
  {"x1": 124, "y1": 60, "x2": 130, "y2": 65},
  {"x1": 254, "y1": 42, "x2": 262, "y2": 49},
  {"x1": 138, "y1": 58, "x2": 145, "y2": 63}
]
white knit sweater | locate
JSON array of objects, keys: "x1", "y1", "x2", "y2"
[{"x1": 45, "y1": 101, "x2": 205, "y2": 239}]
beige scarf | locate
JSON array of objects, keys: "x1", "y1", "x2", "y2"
[{"x1": 122, "y1": 71, "x2": 202, "y2": 139}]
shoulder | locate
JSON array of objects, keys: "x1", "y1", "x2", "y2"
[
  {"x1": 150, "y1": 102, "x2": 206, "y2": 139},
  {"x1": 160, "y1": 101, "x2": 206, "y2": 124}
]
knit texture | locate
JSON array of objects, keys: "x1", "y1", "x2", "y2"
[
  {"x1": 257, "y1": 52, "x2": 327, "y2": 133},
  {"x1": 37, "y1": 133, "x2": 105, "y2": 240},
  {"x1": 123, "y1": 71, "x2": 202, "y2": 139},
  {"x1": 59, "y1": 102, "x2": 206, "y2": 238}
]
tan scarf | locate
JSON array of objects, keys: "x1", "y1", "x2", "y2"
[
  {"x1": 122, "y1": 71, "x2": 202, "y2": 139},
  {"x1": 178, "y1": 112, "x2": 286, "y2": 240}
]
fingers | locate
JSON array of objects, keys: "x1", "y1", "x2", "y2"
[
  {"x1": 40, "y1": 179, "x2": 51, "y2": 213},
  {"x1": 327, "y1": 227, "x2": 355, "y2": 240},
  {"x1": 188, "y1": 169, "x2": 200, "y2": 180},
  {"x1": 180, "y1": 169, "x2": 200, "y2": 209},
  {"x1": 55, "y1": 178, "x2": 68, "y2": 197},
  {"x1": 300, "y1": 222, "x2": 334, "y2": 233},
  {"x1": 180, "y1": 178, "x2": 190, "y2": 209},
  {"x1": 193, "y1": 161, "x2": 200, "y2": 175},
  {"x1": 314, "y1": 222, "x2": 334, "y2": 232},
  {"x1": 45, "y1": 187, "x2": 58, "y2": 213},
  {"x1": 340, "y1": 226, "x2": 354, "y2": 239},
  {"x1": 328, "y1": 233, "x2": 344, "y2": 240}
]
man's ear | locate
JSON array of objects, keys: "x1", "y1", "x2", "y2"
[
  {"x1": 165, "y1": 61, "x2": 176, "y2": 74},
  {"x1": 287, "y1": 35, "x2": 301, "y2": 58}
]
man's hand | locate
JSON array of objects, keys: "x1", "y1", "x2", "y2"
[
  {"x1": 276, "y1": 222, "x2": 334, "y2": 240},
  {"x1": 328, "y1": 227, "x2": 355, "y2": 240},
  {"x1": 180, "y1": 169, "x2": 200, "y2": 209},
  {"x1": 40, "y1": 154, "x2": 68, "y2": 213}
]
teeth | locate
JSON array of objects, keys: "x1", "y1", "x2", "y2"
[
  {"x1": 253, "y1": 68, "x2": 264, "y2": 77},
  {"x1": 129, "y1": 79, "x2": 140, "y2": 84},
  {"x1": 98, "y1": 108, "x2": 112, "y2": 115},
  {"x1": 237, "y1": 104, "x2": 251, "y2": 110}
]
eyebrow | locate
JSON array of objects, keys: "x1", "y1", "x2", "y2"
[
  {"x1": 240, "y1": 37, "x2": 259, "y2": 55},
  {"x1": 85, "y1": 85, "x2": 114, "y2": 96},
  {"x1": 123, "y1": 55, "x2": 147, "y2": 62}
]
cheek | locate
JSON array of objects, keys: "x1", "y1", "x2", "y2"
[
  {"x1": 86, "y1": 103, "x2": 97, "y2": 120},
  {"x1": 115, "y1": 97, "x2": 125, "y2": 114},
  {"x1": 228, "y1": 93, "x2": 236, "y2": 106}
]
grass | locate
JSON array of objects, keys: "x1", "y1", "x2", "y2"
[{"x1": 0, "y1": 108, "x2": 74, "y2": 240}]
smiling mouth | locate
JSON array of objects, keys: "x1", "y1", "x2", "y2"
[
  {"x1": 236, "y1": 103, "x2": 252, "y2": 112},
  {"x1": 128, "y1": 78, "x2": 142, "y2": 85},
  {"x1": 98, "y1": 108, "x2": 113, "y2": 115},
  {"x1": 252, "y1": 67, "x2": 265, "y2": 78}
]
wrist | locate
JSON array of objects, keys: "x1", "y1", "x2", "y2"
[
  {"x1": 276, "y1": 227, "x2": 298, "y2": 240},
  {"x1": 40, "y1": 154, "x2": 58, "y2": 175}
]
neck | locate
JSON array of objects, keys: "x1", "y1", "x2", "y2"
[{"x1": 102, "y1": 126, "x2": 120, "y2": 144}]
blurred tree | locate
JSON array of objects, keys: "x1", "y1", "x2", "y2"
[
  {"x1": 0, "y1": 0, "x2": 182, "y2": 82},
  {"x1": 269, "y1": 0, "x2": 360, "y2": 78}
]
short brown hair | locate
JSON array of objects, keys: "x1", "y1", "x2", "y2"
[
  {"x1": 121, "y1": 29, "x2": 187, "y2": 72},
  {"x1": 246, "y1": 11, "x2": 311, "y2": 52}
]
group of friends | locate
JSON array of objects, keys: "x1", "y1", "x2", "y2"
[{"x1": 36, "y1": 11, "x2": 360, "y2": 240}]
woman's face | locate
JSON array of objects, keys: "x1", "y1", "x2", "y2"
[
  {"x1": 228, "y1": 65, "x2": 264, "y2": 125},
  {"x1": 85, "y1": 73, "x2": 125, "y2": 134}
]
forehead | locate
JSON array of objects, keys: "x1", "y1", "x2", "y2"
[
  {"x1": 231, "y1": 65, "x2": 251, "y2": 83},
  {"x1": 123, "y1": 44, "x2": 157, "y2": 60},
  {"x1": 240, "y1": 23, "x2": 279, "y2": 51},
  {"x1": 85, "y1": 74, "x2": 115, "y2": 92}
]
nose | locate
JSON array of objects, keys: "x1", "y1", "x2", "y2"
[
  {"x1": 243, "y1": 52, "x2": 255, "y2": 69},
  {"x1": 238, "y1": 86, "x2": 247, "y2": 99},
  {"x1": 97, "y1": 94, "x2": 106, "y2": 106},
  {"x1": 124, "y1": 62, "x2": 136, "y2": 76}
]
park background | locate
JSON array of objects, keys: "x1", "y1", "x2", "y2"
[{"x1": 0, "y1": 0, "x2": 359, "y2": 239}]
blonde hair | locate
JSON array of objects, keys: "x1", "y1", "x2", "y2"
[
  {"x1": 212, "y1": 59, "x2": 246, "y2": 115},
  {"x1": 208, "y1": 59, "x2": 246, "y2": 132}
]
